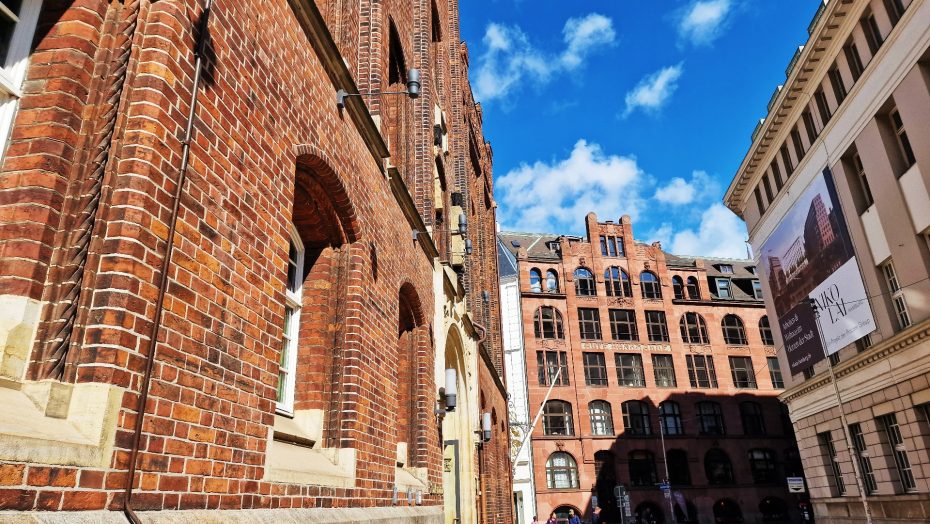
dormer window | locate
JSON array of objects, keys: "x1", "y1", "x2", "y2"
[
  {"x1": 718, "y1": 264, "x2": 734, "y2": 274},
  {"x1": 746, "y1": 266, "x2": 756, "y2": 275}
]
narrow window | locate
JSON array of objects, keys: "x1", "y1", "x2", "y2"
[
  {"x1": 583, "y1": 352, "x2": 608, "y2": 386},
  {"x1": 780, "y1": 143, "x2": 794, "y2": 175},
  {"x1": 704, "y1": 449, "x2": 734, "y2": 484},
  {"x1": 607, "y1": 236, "x2": 617, "y2": 256},
  {"x1": 652, "y1": 354, "x2": 677, "y2": 387},
  {"x1": 749, "y1": 449, "x2": 779, "y2": 483},
  {"x1": 716, "y1": 278, "x2": 732, "y2": 299},
  {"x1": 740, "y1": 402, "x2": 766, "y2": 435},
  {"x1": 672, "y1": 276, "x2": 685, "y2": 299},
  {"x1": 767, "y1": 356, "x2": 784, "y2": 388},
  {"x1": 697, "y1": 402, "x2": 726, "y2": 436},
  {"x1": 686, "y1": 354, "x2": 718, "y2": 388},
  {"x1": 430, "y1": 0, "x2": 442, "y2": 42},
  {"x1": 849, "y1": 151, "x2": 874, "y2": 212},
  {"x1": 645, "y1": 311, "x2": 669, "y2": 342},
  {"x1": 615, "y1": 353, "x2": 645, "y2": 387},
  {"x1": 729, "y1": 356, "x2": 758, "y2": 389},
  {"x1": 862, "y1": 12, "x2": 883, "y2": 55},
  {"x1": 878, "y1": 413, "x2": 917, "y2": 492},
  {"x1": 883, "y1": 0, "x2": 906, "y2": 25},
  {"x1": 754, "y1": 187, "x2": 766, "y2": 212},
  {"x1": 600, "y1": 235, "x2": 609, "y2": 256},
  {"x1": 276, "y1": 230, "x2": 305, "y2": 413},
  {"x1": 883, "y1": 260, "x2": 911, "y2": 329},
  {"x1": 791, "y1": 127, "x2": 805, "y2": 161},
  {"x1": 752, "y1": 280, "x2": 763, "y2": 299},
  {"x1": 815, "y1": 87, "x2": 832, "y2": 125},
  {"x1": 605, "y1": 267, "x2": 632, "y2": 297},
  {"x1": 819, "y1": 432, "x2": 846, "y2": 495},
  {"x1": 829, "y1": 66, "x2": 847, "y2": 105},
  {"x1": 578, "y1": 307, "x2": 602, "y2": 340},
  {"x1": 762, "y1": 174, "x2": 775, "y2": 203},
  {"x1": 850, "y1": 423, "x2": 877, "y2": 494},
  {"x1": 546, "y1": 269, "x2": 560, "y2": 292},
  {"x1": 721, "y1": 315, "x2": 748, "y2": 345},
  {"x1": 529, "y1": 268, "x2": 542, "y2": 292},
  {"x1": 771, "y1": 161, "x2": 784, "y2": 190},
  {"x1": 589, "y1": 401, "x2": 614, "y2": 436},
  {"x1": 615, "y1": 237, "x2": 625, "y2": 256},
  {"x1": 0, "y1": 0, "x2": 42, "y2": 159},
  {"x1": 667, "y1": 449, "x2": 691, "y2": 485},
  {"x1": 686, "y1": 277, "x2": 700, "y2": 299},
  {"x1": 890, "y1": 108, "x2": 916, "y2": 171},
  {"x1": 845, "y1": 40, "x2": 865, "y2": 81},
  {"x1": 802, "y1": 109, "x2": 819, "y2": 143},
  {"x1": 609, "y1": 309, "x2": 638, "y2": 341},
  {"x1": 659, "y1": 402, "x2": 683, "y2": 435}
]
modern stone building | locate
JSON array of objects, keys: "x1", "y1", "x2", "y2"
[
  {"x1": 725, "y1": 0, "x2": 930, "y2": 522},
  {"x1": 500, "y1": 213, "x2": 802, "y2": 524},
  {"x1": 0, "y1": 0, "x2": 511, "y2": 522}
]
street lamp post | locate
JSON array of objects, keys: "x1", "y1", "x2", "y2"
[{"x1": 658, "y1": 420, "x2": 676, "y2": 522}]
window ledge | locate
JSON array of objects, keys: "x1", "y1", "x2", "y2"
[
  {"x1": 0, "y1": 380, "x2": 122, "y2": 467},
  {"x1": 264, "y1": 410, "x2": 356, "y2": 488}
]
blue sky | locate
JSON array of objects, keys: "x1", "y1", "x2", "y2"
[{"x1": 459, "y1": 0, "x2": 818, "y2": 258}]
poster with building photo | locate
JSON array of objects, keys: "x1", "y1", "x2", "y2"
[{"x1": 760, "y1": 168, "x2": 876, "y2": 375}]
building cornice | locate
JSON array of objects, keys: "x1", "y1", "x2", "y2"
[
  {"x1": 724, "y1": 0, "x2": 855, "y2": 214},
  {"x1": 780, "y1": 318, "x2": 930, "y2": 403},
  {"x1": 286, "y1": 0, "x2": 390, "y2": 165}
]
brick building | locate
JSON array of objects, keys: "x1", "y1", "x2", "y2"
[
  {"x1": 0, "y1": 0, "x2": 511, "y2": 522},
  {"x1": 500, "y1": 213, "x2": 803, "y2": 524},
  {"x1": 726, "y1": 0, "x2": 930, "y2": 522}
]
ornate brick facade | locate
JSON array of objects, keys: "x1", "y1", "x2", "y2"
[
  {"x1": 0, "y1": 0, "x2": 511, "y2": 522},
  {"x1": 501, "y1": 213, "x2": 802, "y2": 524}
]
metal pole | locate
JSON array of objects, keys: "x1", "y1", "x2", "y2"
[
  {"x1": 658, "y1": 421, "x2": 675, "y2": 522},
  {"x1": 809, "y1": 299, "x2": 873, "y2": 524},
  {"x1": 512, "y1": 365, "x2": 563, "y2": 475}
]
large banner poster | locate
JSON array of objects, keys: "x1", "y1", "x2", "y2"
[{"x1": 760, "y1": 168, "x2": 876, "y2": 375}]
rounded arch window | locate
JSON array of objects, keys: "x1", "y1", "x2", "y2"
[
  {"x1": 605, "y1": 267, "x2": 632, "y2": 297},
  {"x1": 640, "y1": 271, "x2": 662, "y2": 299},
  {"x1": 680, "y1": 312, "x2": 709, "y2": 344},
  {"x1": 634, "y1": 501, "x2": 665, "y2": 524},
  {"x1": 672, "y1": 276, "x2": 684, "y2": 299},
  {"x1": 759, "y1": 315, "x2": 775, "y2": 346},
  {"x1": 713, "y1": 499, "x2": 743, "y2": 524},
  {"x1": 546, "y1": 452, "x2": 579, "y2": 489},
  {"x1": 542, "y1": 400, "x2": 574, "y2": 436},
  {"x1": 589, "y1": 400, "x2": 614, "y2": 436},
  {"x1": 705, "y1": 449, "x2": 735, "y2": 485},
  {"x1": 628, "y1": 450, "x2": 658, "y2": 486},
  {"x1": 721, "y1": 314, "x2": 747, "y2": 345},
  {"x1": 529, "y1": 268, "x2": 542, "y2": 293},
  {"x1": 759, "y1": 496, "x2": 789, "y2": 522},
  {"x1": 534, "y1": 306, "x2": 564, "y2": 339},
  {"x1": 622, "y1": 400, "x2": 652, "y2": 436},
  {"x1": 574, "y1": 267, "x2": 596, "y2": 296},
  {"x1": 546, "y1": 269, "x2": 560, "y2": 292},
  {"x1": 686, "y1": 276, "x2": 700, "y2": 299}
]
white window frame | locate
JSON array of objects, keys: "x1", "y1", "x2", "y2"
[
  {"x1": 882, "y1": 260, "x2": 911, "y2": 330},
  {"x1": 276, "y1": 227, "x2": 304, "y2": 414},
  {"x1": 0, "y1": 0, "x2": 42, "y2": 159},
  {"x1": 716, "y1": 278, "x2": 732, "y2": 299}
]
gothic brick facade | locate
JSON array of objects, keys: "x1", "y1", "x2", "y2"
[{"x1": 0, "y1": 0, "x2": 511, "y2": 522}]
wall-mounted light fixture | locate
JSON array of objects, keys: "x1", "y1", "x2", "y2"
[
  {"x1": 337, "y1": 69, "x2": 421, "y2": 108},
  {"x1": 465, "y1": 239, "x2": 473, "y2": 255},
  {"x1": 482, "y1": 290, "x2": 490, "y2": 303},
  {"x1": 480, "y1": 412, "x2": 492, "y2": 443},
  {"x1": 416, "y1": 490, "x2": 423, "y2": 505},
  {"x1": 458, "y1": 214, "x2": 467, "y2": 234},
  {"x1": 435, "y1": 368, "x2": 457, "y2": 417},
  {"x1": 392, "y1": 486, "x2": 399, "y2": 505}
]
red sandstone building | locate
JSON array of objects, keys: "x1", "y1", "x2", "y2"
[
  {"x1": 0, "y1": 0, "x2": 510, "y2": 522},
  {"x1": 501, "y1": 214, "x2": 803, "y2": 524}
]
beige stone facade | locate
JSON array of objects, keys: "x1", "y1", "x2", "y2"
[{"x1": 726, "y1": 0, "x2": 930, "y2": 522}]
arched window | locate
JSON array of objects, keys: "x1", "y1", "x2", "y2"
[
  {"x1": 574, "y1": 267, "x2": 596, "y2": 296},
  {"x1": 759, "y1": 315, "x2": 775, "y2": 346},
  {"x1": 740, "y1": 401, "x2": 766, "y2": 435},
  {"x1": 721, "y1": 314, "x2": 747, "y2": 345},
  {"x1": 589, "y1": 400, "x2": 614, "y2": 436},
  {"x1": 679, "y1": 312, "x2": 709, "y2": 344},
  {"x1": 667, "y1": 449, "x2": 691, "y2": 485},
  {"x1": 529, "y1": 268, "x2": 542, "y2": 293},
  {"x1": 640, "y1": 271, "x2": 662, "y2": 299},
  {"x1": 277, "y1": 228, "x2": 304, "y2": 412},
  {"x1": 629, "y1": 451, "x2": 658, "y2": 486},
  {"x1": 686, "y1": 276, "x2": 700, "y2": 299},
  {"x1": 749, "y1": 448, "x2": 779, "y2": 483},
  {"x1": 659, "y1": 401, "x2": 683, "y2": 436},
  {"x1": 759, "y1": 497, "x2": 789, "y2": 522},
  {"x1": 672, "y1": 276, "x2": 685, "y2": 299},
  {"x1": 543, "y1": 400, "x2": 574, "y2": 436},
  {"x1": 697, "y1": 401, "x2": 725, "y2": 435},
  {"x1": 546, "y1": 269, "x2": 560, "y2": 292},
  {"x1": 594, "y1": 449, "x2": 614, "y2": 480},
  {"x1": 705, "y1": 449, "x2": 735, "y2": 485},
  {"x1": 622, "y1": 400, "x2": 652, "y2": 436},
  {"x1": 397, "y1": 284, "x2": 425, "y2": 467},
  {"x1": 534, "y1": 306, "x2": 564, "y2": 339},
  {"x1": 714, "y1": 499, "x2": 743, "y2": 524},
  {"x1": 546, "y1": 452, "x2": 579, "y2": 489},
  {"x1": 605, "y1": 267, "x2": 632, "y2": 297}
]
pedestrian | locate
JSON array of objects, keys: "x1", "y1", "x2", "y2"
[
  {"x1": 592, "y1": 506, "x2": 601, "y2": 524},
  {"x1": 531, "y1": 516, "x2": 540, "y2": 524},
  {"x1": 547, "y1": 512, "x2": 559, "y2": 524},
  {"x1": 568, "y1": 509, "x2": 582, "y2": 524}
]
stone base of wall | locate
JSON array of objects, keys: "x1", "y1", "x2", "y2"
[
  {"x1": 814, "y1": 494, "x2": 930, "y2": 523},
  {"x1": 0, "y1": 506, "x2": 444, "y2": 523}
]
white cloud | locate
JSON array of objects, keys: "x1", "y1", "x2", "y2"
[
  {"x1": 496, "y1": 140, "x2": 646, "y2": 233},
  {"x1": 654, "y1": 170, "x2": 719, "y2": 205},
  {"x1": 676, "y1": 0, "x2": 733, "y2": 46},
  {"x1": 664, "y1": 203, "x2": 749, "y2": 258},
  {"x1": 623, "y1": 63, "x2": 683, "y2": 117},
  {"x1": 473, "y1": 14, "x2": 615, "y2": 103}
]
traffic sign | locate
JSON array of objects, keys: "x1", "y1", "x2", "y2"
[{"x1": 787, "y1": 476, "x2": 806, "y2": 493}]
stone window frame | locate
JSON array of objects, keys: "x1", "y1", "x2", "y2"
[
  {"x1": 608, "y1": 309, "x2": 638, "y2": 341},
  {"x1": 529, "y1": 267, "x2": 543, "y2": 293},
  {"x1": 577, "y1": 307, "x2": 602, "y2": 340},
  {"x1": 652, "y1": 354, "x2": 676, "y2": 388},
  {"x1": 645, "y1": 311, "x2": 669, "y2": 342},
  {"x1": 696, "y1": 401, "x2": 726, "y2": 436},
  {"x1": 639, "y1": 271, "x2": 661, "y2": 299},
  {"x1": 767, "y1": 356, "x2": 784, "y2": 388},
  {"x1": 574, "y1": 267, "x2": 597, "y2": 296},
  {"x1": 604, "y1": 267, "x2": 632, "y2": 298},
  {"x1": 534, "y1": 306, "x2": 565, "y2": 340},
  {"x1": 614, "y1": 353, "x2": 645, "y2": 388},
  {"x1": 588, "y1": 400, "x2": 614, "y2": 436},
  {"x1": 582, "y1": 352, "x2": 608, "y2": 387},
  {"x1": 729, "y1": 356, "x2": 758, "y2": 389},
  {"x1": 621, "y1": 400, "x2": 652, "y2": 437},
  {"x1": 739, "y1": 401, "x2": 766, "y2": 436},
  {"x1": 748, "y1": 448, "x2": 779, "y2": 484},
  {"x1": 546, "y1": 451, "x2": 579, "y2": 489},
  {"x1": 759, "y1": 316, "x2": 775, "y2": 346},
  {"x1": 686, "y1": 354, "x2": 718, "y2": 388},
  {"x1": 721, "y1": 314, "x2": 748, "y2": 346},
  {"x1": 542, "y1": 400, "x2": 574, "y2": 437},
  {"x1": 628, "y1": 450, "x2": 657, "y2": 486},
  {"x1": 659, "y1": 401, "x2": 683, "y2": 436},
  {"x1": 679, "y1": 312, "x2": 709, "y2": 344}
]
